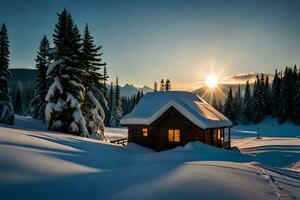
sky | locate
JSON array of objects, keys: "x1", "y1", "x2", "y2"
[{"x1": 1, "y1": 0, "x2": 300, "y2": 90}]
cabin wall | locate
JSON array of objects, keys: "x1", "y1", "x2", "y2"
[
  {"x1": 154, "y1": 107, "x2": 194, "y2": 151},
  {"x1": 127, "y1": 107, "x2": 227, "y2": 151},
  {"x1": 128, "y1": 125, "x2": 155, "y2": 149}
]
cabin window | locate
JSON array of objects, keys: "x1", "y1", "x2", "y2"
[
  {"x1": 217, "y1": 129, "x2": 221, "y2": 140},
  {"x1": 168, "y1": 129, "x2": 180, "y2": 142},
  {"x1": 142, "y1": 128, "x2": 148, "y2": 137}
]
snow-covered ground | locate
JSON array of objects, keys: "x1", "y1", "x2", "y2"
[
  {"x1": 231, "y1": 117, "x2": 300, "y2": 139},
  {"x1": 0, "y1": 116, "x2": 299, "y2": 200}
]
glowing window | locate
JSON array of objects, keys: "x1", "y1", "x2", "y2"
[
  {"x1": 168, "y1": 129, "x2": 180, "y2": 142},
  {"x1": 142, "y1": 128, "x2": 148, "y2": 137},
  {"x1": 217, "y1": 129, "x2": 221, "y2": 140}
]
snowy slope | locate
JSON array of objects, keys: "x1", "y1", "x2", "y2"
[
  {"x1": 231, "y1": 117, "x2": 300, "y2": 139},
  {"x1": 0, "y1": 117, "x2": 299, "y2": 200}
]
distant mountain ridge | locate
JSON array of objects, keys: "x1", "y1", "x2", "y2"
[
  {"x1": 120, "y1": 83, "x2": 153, "y2": 97},
  {"x1": 9, "y1": 68, "x2": 153, "y2": 97}
]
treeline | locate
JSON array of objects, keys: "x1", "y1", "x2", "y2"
[
  {"x1": 122, "y1": 91, "x2": 144, "y2": 115},
  {"x1": 219, "y1": 66, "x2": 300, "y2": 125},
  {"x1": 154, "y1": 78, "x2": 171, "y2": 91}
]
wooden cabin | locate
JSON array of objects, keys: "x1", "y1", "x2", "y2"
[{"x1": 121, "y1": 91, "x2": 232, "y2": 151}]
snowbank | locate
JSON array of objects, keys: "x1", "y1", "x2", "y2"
[{"x1": 0, "y1": 116, "x2": 299, "y2": 200}]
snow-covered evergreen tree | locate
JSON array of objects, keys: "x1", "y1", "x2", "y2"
[
  {"x1": 0, "y1": 23, "x2": 14, "y2": 124},
  {"x1": 45, "y1": 9, "x2": 88, "y2": 136},
  {"x1": 110, "y1": 77, "x2": 123, "y2": 127},
  {"x1": 223, "y1": 87, "x2": 237, "y2": 124},
  {"x1": 14, "y1": 82, "x2": 23, "y2": 115},
  {"x1": 165, "y1": 79, "x2": 171, "y2": 91},
  {"x1": 251, "y1": 76, "x2": 264, "y2": 124},
  {"x1": 242, "y1": 80, "x2": 251, "y2": 124},
  {"x1": 81, "y1": 24, "x2": 107, "y2": 139},
  {"x1": 30, "y1": 36, "x2": 50, "y2": 120}
]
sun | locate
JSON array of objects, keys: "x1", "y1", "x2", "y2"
[{"x1": 205, "y1": 75, "x2": 218, "y2": 88}]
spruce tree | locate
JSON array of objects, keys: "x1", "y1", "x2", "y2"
[
  {"x1": 233, "y1": 84, "x2": 242, "y2": 121},
  {"x1": 110, "y1": 77, "x2": 123, "y2": 127},
  {"x1": 30, "y1": 36, "x2": 50, "y2": 120},
  {"x1": 45, "y1": 9, "x2": 88, "y2": 136},
  {"x1": 103, "y1": 66, "x2": 108, "y2": 98},
  {"x1": 217, "y1": 101, "x2": 223, "y2": 113},
  {"x1": 223, "y1": 87, "x2": 237, "y2": 124},
  {"x1": 242, "y1": 81, "x2": 252, "y2": 124},
  {"x1": 81, "y1": 24, "x2": 107, "y2": 139},
  {"x1": 154, "y1": 81, "x2": 158, "y2": 92},
  {"x1": 259, "y1": 74, "x2": 266, "y2": 117},
  {"x1": 160, "y1": 79, "x2": 165, "y2": 91},
  {"x1": 277, "y1": 67, "x2": 293, "y2": 123},
  {"x1": 251, "y1": 76, "x2": 264, "y2": 124},
  {"x1": 106, "y1": 82, "x2": 114, "y2": 126},
  {"x1": 165, "y1": 79, "x2": 171, "y2": 91},
  {"x1": 0, "y1": 23, "x2": 14, "y2": 124},
  {"x1": 264, "y1": 75, "x2": 272, "y2": 115},
  {"x1": 14, "y1": 82, "x2": 23, "y2": 115},
  {"x1": 293, "y1": 72, "x2": 300, "y2": 124},
  {"x1": 271, "y1": 70, "x2": 281, "y2": 117}
]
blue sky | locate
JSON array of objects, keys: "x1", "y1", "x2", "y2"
[{"x1": 1, "y1": 0, "x2": 300, "y2": 90}]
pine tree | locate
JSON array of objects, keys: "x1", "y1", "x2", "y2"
[
  {"x1": 277, "y1": 67, "x2": 293, "y2": 124},
  {"x1": 81, "y1": 24, "x2": 107, "y2": 139},
  {"x1": 260, "y1": 74, "x2": 266, "y2": 117},
  {"x1": 165, "y1": 79, "x2": 171, "y2": 91},
  {"x1": 217, "y1": 101, "x2": 223, "y2": 113},
  {"x1": 110, "y1": 77, "x2": 123, "y2": 127},
  {"x1": 160, "y1": 79, "x2": 165, "y2": 91},
  {"x1": 251, "y1": 76, "x2": 264, "y2": 124},
  {"x1": 30, "y1": 36, "x2": 50, "y2": 120},
  {"x1": 154, "y1": 81, "x2": 158, "y2": 92},
  {"x1": 293, "y1": 71, "x2": 300, "y2": 124},
  {"x1": 14, "y1": 82, "x2": 23, "y2": 115},
  {"x1": 264, "y1": 75, "x2": 272, "y2": 115},
  {"x1": 106, "y1": 82, "x2": 114, "y2": 126},
  {"x1": 45, "y1": 9, "x2": 88, "y2": 136},
  {"x1": 0, "y1": 23, "x2": 14, "y2": 124},
  {"x1": 103, "y1": 66, "x2": 108, "y2": 98},
  {"x1": 223, "y1": 87, "x2": 237, "y2": 124},
  {"x1": 233, "y1": 84, "x2": 242, "y2": 121},
  {"x1": 103, "y1": 66, "x2": 110, "y2": 126},
  {"x1": 242, "y1": 80, "x2": 252, "y2": 124},
  {"x1": 271, "y1": 70, "x2": 281, "y2": 117}
]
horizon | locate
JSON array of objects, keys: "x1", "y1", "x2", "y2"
[{"x1": 2, "y1": 0, "x2": 300, "y2": 90}]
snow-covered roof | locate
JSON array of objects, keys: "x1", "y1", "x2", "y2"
[{"x1": 121, "y1": 91, "x2": 233, "y2": 129}]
